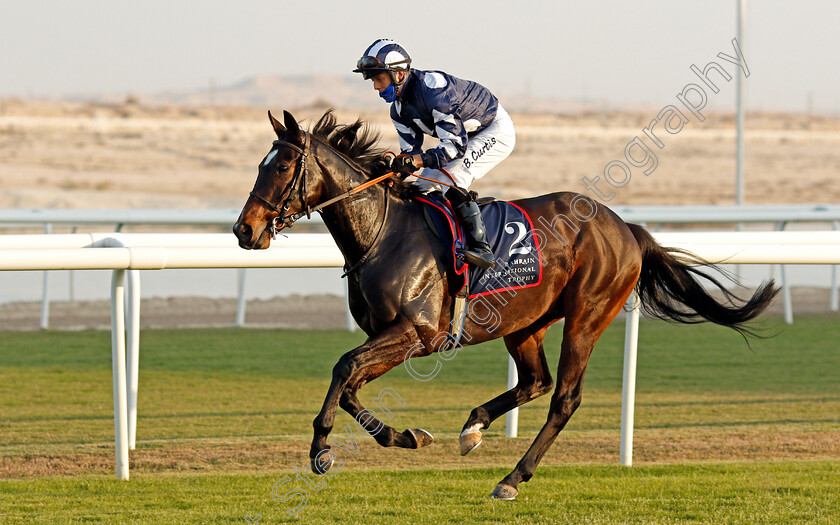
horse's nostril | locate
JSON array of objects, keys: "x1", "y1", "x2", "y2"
[{"x1": 233, "y1": 222, "x2": 252, "y2": 241}]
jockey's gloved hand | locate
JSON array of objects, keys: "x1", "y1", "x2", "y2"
[{"x1": 392, "y1": 156, "x2": 418, "y2": 177}]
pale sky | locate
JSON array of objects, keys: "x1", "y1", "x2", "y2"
[{"x1": 1, "y1": 0, "x2": 838, "y2": 113}]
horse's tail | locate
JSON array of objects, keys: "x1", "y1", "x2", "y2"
[{"x1": 627, "y1": 223, "x2": 778, "y2": 337}]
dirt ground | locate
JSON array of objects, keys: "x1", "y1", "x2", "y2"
[
  {"x1": 1, "y1": 99, "x2": 839, "y2": 330},
  {"x1": 1, "y1": 99, "x2": 839, "y2": 210},
  {"x1": 0, "y1": 287, "x2": 835, "y2": 332},
  {"x1": 0, "y1": 294, "x2": 349, "y2": 331},
  {"x1": 4, "y1": 427, "x2": 839, "y2": 479}
]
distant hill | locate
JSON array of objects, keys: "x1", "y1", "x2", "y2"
[
  {"x1": 144, "y1": 75, "x2": 383, "y2": 110},
  {"x1": 68, "y1": 74, "x2": 614, "y2": 114}
]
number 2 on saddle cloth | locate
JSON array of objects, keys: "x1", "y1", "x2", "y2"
[{"x1": 415, "y1": 193, "x2": 543, "y2": 300}]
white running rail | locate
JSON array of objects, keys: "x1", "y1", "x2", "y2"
[{"x1": 2, "y1": 231, "x2": 840, "y2": 478}]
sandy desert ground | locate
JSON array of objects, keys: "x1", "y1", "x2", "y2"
[
  {"x1": 2, "y1": 99, "x2": 839, "y2": 209},
  {"x1": 1, "y1": 99, "x2": 838, "y2": 329}
]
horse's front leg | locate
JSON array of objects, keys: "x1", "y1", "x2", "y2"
[
  {"x1": 310, "y1": 317, "x2": 423, "y2": 471},
  {"x1": 336, "y1": 372, "x2": 434, "y2": 452}
]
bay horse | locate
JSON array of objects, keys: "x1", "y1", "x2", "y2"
[{"x1": 233, "y1": 110, "x2": 777, "y2": 500}]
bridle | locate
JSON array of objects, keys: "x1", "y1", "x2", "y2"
[
  {"x1": 248, "y1": 133, "x2": 313, "y2": 237},
  {"x1": 248, "y1": 131, "x2": 396, "y2": 276}
]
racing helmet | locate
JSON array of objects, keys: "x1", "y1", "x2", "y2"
[{"x1": 353, "y1": 39, "x2": 411, "y2": 84}]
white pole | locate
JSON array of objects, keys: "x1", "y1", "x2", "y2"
[
  {"x1": 126, "y1": 269, "x2": 141, "y2": 450},
  {"x1": 110, "y1": 269, "x2": 130, "y2": 480},
  {"x1": 236, "y1": 268, "x2": 247, "y2": 327},
  {"x1": 620, "y1": 292, "x2": 641, "y2": 466},
  {"x1": 505, "y1": 354, "x2": 518, "y2": 438},
  {"x1": 775, "y1": 222, "x2": 793, "y2": 324},
  {"x1": 69, "y1": 227, "x2": 77, "y2": 302},
  {"x1": 781, "y1": 265, "x2": 793, "y2": 325},
  {"x1": 735, "y1": 0, "x2": 746, "y2": 206},
  {"x1": 734, "y1": 0, "x2": 747, "y2": 282},
  {"x1": 39, "y1": 223, "x2": 52, "y2": 329},
  {"x1": 343, "y1": 278, "x2": 356, "y2": 332},
  {"x1": 832, "y1": 221, "x2": 839, "y2": 312}
]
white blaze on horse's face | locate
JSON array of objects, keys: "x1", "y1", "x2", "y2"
[{"x1": 262, "y1": 148, "x2": 279, "y2": 167}]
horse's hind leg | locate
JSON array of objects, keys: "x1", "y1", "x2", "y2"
[
  {"x1": 459, "y1": 325, "x2": 556, "y2": 455},
  {"x1": 491, "y1": 280, "x2": 634, "y2": 500}
]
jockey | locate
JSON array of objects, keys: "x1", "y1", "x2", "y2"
[{"x1": 353, "y1": 38, "x2": 516, "y2": 270}]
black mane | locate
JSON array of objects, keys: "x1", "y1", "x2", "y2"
[{"x1": 310, "y1": 110, "x2": 418, "y2": 198}]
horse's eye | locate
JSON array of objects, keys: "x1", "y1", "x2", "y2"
[{"x1": 278, "y1": 165, "x2": 290, "y2": 173}]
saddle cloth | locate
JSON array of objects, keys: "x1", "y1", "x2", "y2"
[{"x1": 415, "y1": 193, "x2": 543, "y2": 299}]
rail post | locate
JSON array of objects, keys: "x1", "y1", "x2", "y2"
[
  {"x1": 110, "y1": 269, "x2": 130, "y2": 480},
  {"x1": 39, "y1": 223, "x2": 52, "y2": 329},
  {"x1": 620, "y1": 291, "x2": 641, "y2": 466},
  {"x1": 126, "y1": 269, "x2": 141, "y2": 450},
  {"x1": 505, "y1": 355, "x2": 519, "y2": 438}
]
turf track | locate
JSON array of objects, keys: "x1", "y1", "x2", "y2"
[{"x1": 1, "y1": 314, "x2": 838, "y2": 522}]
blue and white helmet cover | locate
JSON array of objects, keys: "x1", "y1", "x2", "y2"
[{"x1": 360, "y1": 39, "x2": 411, "y2": 71}]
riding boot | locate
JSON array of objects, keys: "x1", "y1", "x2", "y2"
[{"x1": 447, "y1": 187, "x2": 495, "y2": 269}]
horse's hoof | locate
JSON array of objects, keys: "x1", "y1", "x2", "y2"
[
  {"x1": 407, "y1": 428, "x2": 434, "y2": 448},
  {"x1": 459, "y1": 430, "x2": 482, "y2": 456},
  {"x1": 490, "y1": 483, "x2": 518, "y2": 501},
  {"x1": 310, "y1": 451, "x2": 334, "y2": 475}
]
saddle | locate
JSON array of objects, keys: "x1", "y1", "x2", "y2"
[
  {"x1": 415, "y1": 193, "x2": 544, "y2": 347},
  {"x1": 421, "y1": 196, "x2": 496, "y2": 240}
]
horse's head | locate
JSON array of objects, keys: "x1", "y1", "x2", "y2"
[{"x1": 233, "y1": 110, "x2": 319, "y2": 249}]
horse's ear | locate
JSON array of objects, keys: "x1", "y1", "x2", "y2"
[
  {"x1": 283, "y1": 110, "x2": 304, "y2": 146},
  {"x1": 268, "y1": 110, "x2": 285, "y2": 138}
]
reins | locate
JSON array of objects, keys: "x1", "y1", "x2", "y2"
[
  {"x1": 340, "y1": 189, "x2": 390, "y2": 278},
  {"x1": 297, "y1": 170, "x2": 396, "y2": 224}
]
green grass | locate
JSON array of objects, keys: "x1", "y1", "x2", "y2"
[
  {"x1": 1, "y1": 313, "x2": 838, "y2": 522},
  {"x1": 1, "y1": 314, "x2": 838, "y2": 449},
  {"x1": 1, "y1": 462, "x2": 838, "y2": 524}
]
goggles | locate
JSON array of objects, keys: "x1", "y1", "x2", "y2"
[
  {"x1": 354, "y1": 56, "x2": 386, "y2": 79},
  {"x1": 354, "y1": 56, "x2": 411, "y2": 80}
]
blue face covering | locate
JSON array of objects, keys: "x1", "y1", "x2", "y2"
[{"x1": 379, "y1": 83, "x2": 396, "y2": 103}]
